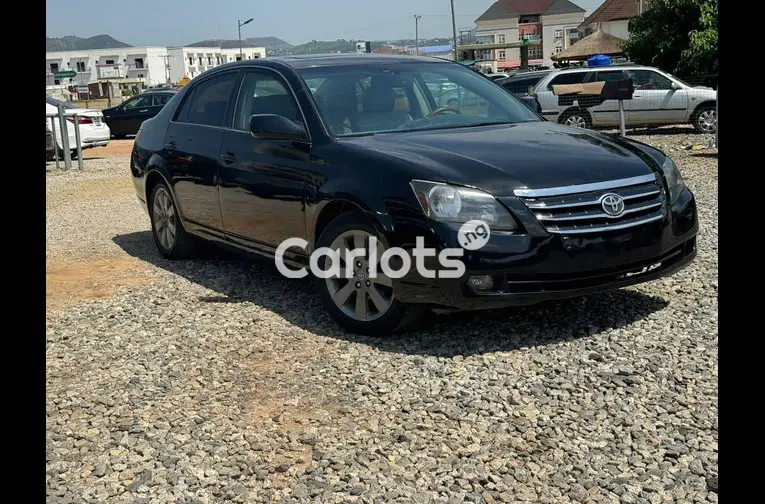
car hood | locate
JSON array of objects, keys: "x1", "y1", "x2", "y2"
[{"x1": 341, "y1": 122, "x2": 661, "y2": 196}]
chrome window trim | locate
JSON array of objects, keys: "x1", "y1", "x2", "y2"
[{"x1": 513, "y1": 173, "x2": 659, "y2": 198}]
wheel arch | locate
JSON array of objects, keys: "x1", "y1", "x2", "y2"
[
  {"x1": 558, "y1": 106, "x2": 592, "y2": 127},
  {"x1": 691, "y1": 100, "x2": 716, "y2": 119},
  {"x1": 310, "y1": 197, "x2": 391, "y2": 252}
]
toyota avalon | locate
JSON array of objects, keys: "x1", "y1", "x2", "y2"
[{"x1": 130, "y1": 54, "x2": 697, "y2": 335}]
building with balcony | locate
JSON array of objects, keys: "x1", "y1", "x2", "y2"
[
  {"x1": 579, "y1": 0, "x2": 645, "y2": 40},
  {"x1": 167, "y1": 46, "x2": 266, "y2": 83},
  {"x1": 45, "y1": 46, "x2": 169, "y2": 87},
  {"x1": 474, "y1": 0, "x2": 586, "y2": 71}
]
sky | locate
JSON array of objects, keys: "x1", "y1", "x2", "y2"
[{"x1": 46, "y1": 0, "x2": 605, "y2": 46}]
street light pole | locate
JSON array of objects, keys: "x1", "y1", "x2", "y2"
[
  {"x1": 238, "y1": 18, "x2": 253, "y2": 60},
  {"x1": 414, "y1": 15, "x2": 422, "y2": 55},
  {"x1": 450, "y1": 0, "x2": 458, "y2": 62}
]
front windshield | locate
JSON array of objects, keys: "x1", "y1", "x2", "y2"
[{"x1": 297, "y1": 61, "x2": 540, "y2": 137}]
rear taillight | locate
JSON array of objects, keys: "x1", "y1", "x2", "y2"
[{"x1": 66, "y1": 117, "x2": 94, "y2": 125}]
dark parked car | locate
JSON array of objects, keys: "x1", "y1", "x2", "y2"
[
  {"x1": 102, "y1": 91, "x2": 176, "y2": 137},
  {"x1": 130, "y1": 54, "x2": 698, "y2": 335}
]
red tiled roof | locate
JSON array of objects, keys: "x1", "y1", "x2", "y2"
[
  {"x1": 498, "y1": 0, "x2": 556, "y2": 15},
  {"x1": 476, "y1": 0, "x2": 584, "y2": 22},
  {"x1": 580, "y1": 0, "x2": 642, "y2": 28}
]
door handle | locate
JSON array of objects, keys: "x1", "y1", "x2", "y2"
[
  {"x1": 139, "y1": 109, "x2": 149, "y2": 113},
  {"x1": 633, "y1": 94, "x2": 642, "y2": 98},
  {"x1": 219, "y1": 152, "x2": 237, "y2": 164}
]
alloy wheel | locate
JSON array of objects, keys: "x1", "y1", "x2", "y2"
[
  {"x1": 564, "y1": 115, "x2": 587, "y2": 128},
  {"x1": 697, "y1": 109, "x2": 717, "y2": 133},
  {"x1": 325, "y1": 230, "x2": 394, "y2": 322},
  {"x1": 152, "y1": 187, "x2": 177, "y2": 250}
]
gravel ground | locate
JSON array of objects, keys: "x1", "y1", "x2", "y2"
[{"x1": 46, "y1": 128, "x2": 718, "y2": 504}]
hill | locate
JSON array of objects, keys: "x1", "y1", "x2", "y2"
[
  {"x1": 187, "y1": 36, "x2": 293, "y2": 50},
  {"x1": 46, "y1": 35, "x2": 132, "y2": 52}
]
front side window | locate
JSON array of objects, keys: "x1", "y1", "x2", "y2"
[
  {"x1": 175, "y1": 72, "x2": 238, "y2": 127},
  {"x1": 300, "y1": 62, "x2": 540, "y2": 137},
  {"x1": 232, "y1": 70, "x2": 302, "y2": 131},
  {"x1": 626, "y1": 69, "x2": 673, "y2": 90}
]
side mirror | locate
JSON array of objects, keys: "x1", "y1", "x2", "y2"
[
  {"x1": 671, "y1": 81, "x2": 682, "y2": 90},
  {"x1": 249, "y1": 114, "x2": 307, "y2": 141}
]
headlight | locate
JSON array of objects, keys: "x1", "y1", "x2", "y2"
[
  {"x1": 410, "y1": 180, "x2": 518, "y2": 231},
  {"x1": 662, "y1": 156, "x2": 686, "y2": 203}
]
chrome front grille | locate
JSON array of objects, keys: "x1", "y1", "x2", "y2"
[{"x1": 514, "y1": 174, "x2": 667, "y2": 234}]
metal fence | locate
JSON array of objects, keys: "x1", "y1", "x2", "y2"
[{"x1": 46, "y1": 104, "x2": 84, "y2": 170}]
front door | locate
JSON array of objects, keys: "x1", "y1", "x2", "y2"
[
  {"x1": 164, "y1": 70, "x2": 240, "y2": 233},
  {"x1": 218, "y1": 69, "x2": 309, "y2": 253},
  {"x1": 624, "y1": 69, "x2": 688, "y2": 126}
]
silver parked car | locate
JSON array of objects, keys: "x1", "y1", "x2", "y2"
[{"x1": 532, "y1": 65, "x2": 717, "y2": 133}]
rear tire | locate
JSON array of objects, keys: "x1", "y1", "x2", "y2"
[
  {"x1": 692, "y1": 105, "x2": 716, "y2": 134},
  {"x1": 148, "y1": 181, "x2": 197, "y2": 259},
  {"x1": 314, "y1": 211, "x2": 420, "y2": 336},
  {"x1": 559, "y1": 108, "x2": 592, "y2": 129}
]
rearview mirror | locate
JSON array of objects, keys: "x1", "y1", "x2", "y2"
[{"x1": 249, "y1": 114, "x2": 306, "y2": 141}]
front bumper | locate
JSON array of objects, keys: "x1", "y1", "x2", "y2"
[{"x1": 386, "y1": 187, "x2": 698, "y2": 310}]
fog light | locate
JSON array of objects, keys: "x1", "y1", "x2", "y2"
[{"x1": 468, "y1": 275, "x2": 494, "y2": 291}]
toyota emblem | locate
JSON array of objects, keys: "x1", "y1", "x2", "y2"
[{"x1": 601, "y1": 193, "x2": 625, "y2": 217}]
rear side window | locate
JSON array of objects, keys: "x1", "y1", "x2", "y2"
[
  {"x1": 593, "y1": 70, "x2": 628, "y2": 82},
  {"x1": 153, "y1": 94, "x2": 172, "y2": 106},
  {"x1": 502, "y1": 77, "x2": 542, "y2": 94},
  {"x1": 174, "y1": 72, "x2": 238, "y2": 127},
  {"x1": 546, "y1": 72, "x2": 589, "y2": 90}
]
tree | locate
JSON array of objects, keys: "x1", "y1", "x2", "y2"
[{"x1": 622, "y1": 0, "x2": 718, "y2": 76}]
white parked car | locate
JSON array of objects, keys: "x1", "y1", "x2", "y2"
[
  {"x1": 531, "y1": 65, "x2": 717, "y2": 133},
  {"x1": 45, "y1": 96, "x2": 110, "y2": 159}
]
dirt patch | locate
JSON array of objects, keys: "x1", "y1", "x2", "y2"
[
  {"x1": 47, "y1": 177, "x2": 135, "y2": 211},
  {"x1": 46, "y1": 257, "x2": 153, "y2": 311}
]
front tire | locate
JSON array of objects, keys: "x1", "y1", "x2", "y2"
[
  {"x1": 149, "y1": 182, "x2": 196, "y2": 259},
  {"x1": 314, "y1": 211, "x2": 419, "y2": 336}
]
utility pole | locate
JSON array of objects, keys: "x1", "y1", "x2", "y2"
[
  {"x1": 414, "y1": 15, "x2": 422, "y2": 55},
  {"x1": 159, "y1": 54, "x2": 172, "y2": 86},
  {"x1": 450, "y1": 0, "x2": 459, "y2": 62}
]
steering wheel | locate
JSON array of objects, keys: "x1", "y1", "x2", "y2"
[{"x1": 428, "y1": 105, "x2": 461, "y2": 117}]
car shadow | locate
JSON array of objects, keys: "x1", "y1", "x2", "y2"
[{"x1": 113, "y1": 231, "x2": 669, "y2": 357}]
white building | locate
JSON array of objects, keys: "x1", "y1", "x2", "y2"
[
  {"x1": 45, "y1": 46, "x2": 169, "y2": 87},
  {"x1": 167, "y1": 46, "x2": 266, "y2": 83},
  {"x1": 474, "y1": 0, "x2": 585, "y2": 71}
]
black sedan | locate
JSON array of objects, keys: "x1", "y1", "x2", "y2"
[
  {"x1": 102, "y1": 91, "x2": 176, "y2": 138},
  {"x1": 130, "y1": 54, "x2": 698, "y2": 335}
]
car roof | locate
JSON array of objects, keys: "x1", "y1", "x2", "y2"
[{"x1": 216, "y1": 53, "x2": 454, "y2": 71}]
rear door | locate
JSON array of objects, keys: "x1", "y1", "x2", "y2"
[
  {"x1": 588, "y1": 69, "x2": 629, "y2": 127},
  {"x1": 536, "y1": 71, "x2": 591, "y2": 122},
  {"x1": 624, "y1": 69, "x2": 688, "y2": 125},
  {"x1": 164, "y1": 70, "x2": 240, "y2": 234}
]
